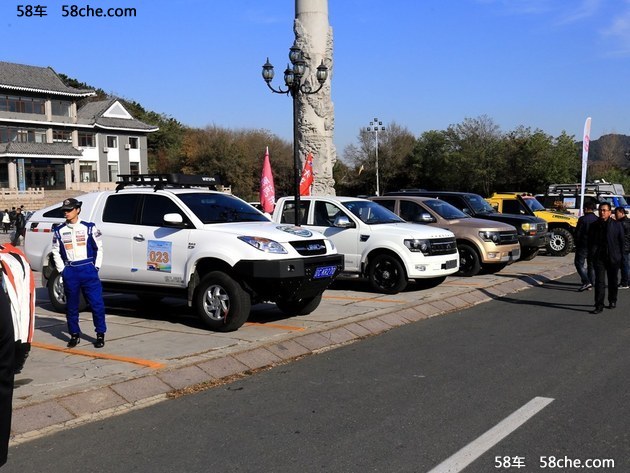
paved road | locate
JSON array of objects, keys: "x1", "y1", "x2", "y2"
[
  {"x1": 6, "y1": 229, "x2": 577, "y2": 443},
  {"x1": 4, "y1": 272, "x2": 628, "y2": 473}
]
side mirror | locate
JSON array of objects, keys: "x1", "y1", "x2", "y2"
[
  {"x1": 462, "y1": 208, "x2": 472, "y2": 216},
  {"x1": 333, "y1": 215, "x2": 355, "y2": 228},
  {"x1": 416, "y1": 212, "x2": 435, "y2": 223},
  {"x1": 163, "y1": 213, "x2": 186, "y2": 227}
]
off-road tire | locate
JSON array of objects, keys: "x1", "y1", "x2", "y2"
[
  {"x1": 456, "y1": 243, "x2": 481, "y2": 277},
  {"x1": 194, "y1": 271, "x2": 251, "y2": 332},
  {"x1": 546, "y1": 228, "x2": 573, "y2": 257},
  {"x1": 368, "y1": 253, "x2": 408, "y2": 294}
]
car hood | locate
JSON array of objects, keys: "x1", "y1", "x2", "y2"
[
  {"x1": 369, "y1": 222, "x2": 454, "y2": 239},
  {"x1": 202, "y1": 222, "x2": 326, "y2": 242},
  {"x1": 473, "y1": 212, "x2": 546, "y2": 224},
  {"x1": 533, "y1": 210, "x2": 578, "y2": 225},
  {"x1": 438, "y1": 217, "x2": 516, "y2": 232}
]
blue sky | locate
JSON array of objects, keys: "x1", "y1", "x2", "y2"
[{"x1": 2, "y1": 0, "x2": 630, "y2": 157}]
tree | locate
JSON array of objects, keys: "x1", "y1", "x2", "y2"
[{"x1": 444, "y1": 115, "x2": 503, "y2": 195}]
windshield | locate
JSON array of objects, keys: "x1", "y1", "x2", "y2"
[
  {"x1": 464, "y1": 194, "x2": 496, "y2": 214},
  {"x1": 343, "y1": 200, "x2": 404, "y2": 224},
  {"x1": 178, "y1": 193, "x2": 269, "y2": 224},
  {"x1": 423, "y1": 199, "x2": 469, "y2": 220},
  {"x1": 600, "y1": 195, "x2": 629, "y2": 206},
  {"x1": 523, "y1": 197, "x2": 546, "y2": 211}
]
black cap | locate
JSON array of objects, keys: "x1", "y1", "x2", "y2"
[{"x1": 61, "y1": 198, "x2": 82, "y2": 211}]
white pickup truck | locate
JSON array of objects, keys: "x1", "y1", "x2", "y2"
[
  {"x1": 272, "y1": 196, "x2": 459, "y2": 294},
  {"x1": 24, "y1": 174, "x2": 343, "y2": 332}
]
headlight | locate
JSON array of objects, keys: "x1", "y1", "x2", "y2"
[
  {"x1": 404, "y1": 239, "x2": 430, "y2": 255},
  {"x1": 521, "y1": 223, "x2": 536, "y2": 233},
  {"x1": 479, "y1": 231, "x2": 500, "y2": 243},
  {"x1": 238, "y1": 236, "x2": 288, "y2": 253}
]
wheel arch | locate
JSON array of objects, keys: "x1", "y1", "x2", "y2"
[
  {"x1": 188, "y1": 257, "x2": 237, "y2": 306},
  {"x1": 362, "y1": 247, "x2": 406, "y2": 277}
]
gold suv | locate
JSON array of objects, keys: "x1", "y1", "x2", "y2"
[{"x1": 371, "y1": 196, "x2": 520, "y2": 277}]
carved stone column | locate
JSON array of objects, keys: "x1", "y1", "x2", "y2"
[{"x1": 294, "y1": 0, "x2": 336, "y2": 195}]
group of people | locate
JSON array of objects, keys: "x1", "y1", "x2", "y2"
[
  {"x1": 1, "y1": 197, "x2": 105, "y2": 467},
  {"x1": 0, "y1": 207, "x2": 27, "y2": 246},
  {"x1": 574, "y1": 202, "x2": 630, "y2": 314}
]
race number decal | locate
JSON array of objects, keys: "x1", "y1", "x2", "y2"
[{"x1": 147, "y1": 240, "x2": 172, "y2": 273}]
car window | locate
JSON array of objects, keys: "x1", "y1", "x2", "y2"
[
  {"x1": 374, "y1": 199, "x2": 396, "y2": 213},
  {"x1": 178, "y1": 193, "x2": 269, "y2": 224},
  {"x1": 103, "y1": 194, "x2": 140, "y2": 224},
  {"x1": 140, "y1": 194, "x2": 187, "y2": 226},
  {"x1": 502, "y1": 200, "x2": 523, "y2": 214},
  {"x1": 43, "y1": 207, "x2": 66, "y2": 218},
  {"x1": 342, "y1": 200, "x2": 403, "y2": 224},
  {"x1": 464, "y1": 194, "x2": 496, "y2": 213},
  {"x1": 423, "y1": 199, "x2": 468, "y2": 219},
  {"x1": 524, "y1": 198, "x2": 545, "y2": 211},
  {"x1": 400, "y1": 200, "x2": 424, "y2": 222},
  {"x1": 313, "y1": 201, "x2": 342, "y2": 227},
  {"x1": 280, "y1": 200, "x2": 310, "y2": 225}
]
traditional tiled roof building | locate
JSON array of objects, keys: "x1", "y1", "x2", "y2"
[{"x1": 0, "y1": 61, "x2": 157, "y2": 191}]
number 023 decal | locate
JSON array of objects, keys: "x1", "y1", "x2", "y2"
[{"x1": 146, "y1": 240, "x2": 173, "y2": 273}]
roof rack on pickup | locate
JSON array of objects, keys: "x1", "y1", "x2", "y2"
[
  {"x1": 115, "y1": 173, "x2": 221, "y2": 192},
  {"x1": 547, "y1": 183, "x2": 618, "y2": 195}
]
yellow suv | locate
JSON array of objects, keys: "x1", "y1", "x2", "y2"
[{"x1": 486, "y1": 192, "x2": 577, "y2": 257}]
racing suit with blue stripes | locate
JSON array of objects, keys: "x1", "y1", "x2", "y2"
[{"x1": 52, "y1": 220, "x2": 106, "y2": 335}]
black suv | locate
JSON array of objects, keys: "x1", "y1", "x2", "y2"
[{"x1": 385, "y1": 191, "x2": 549, "y2": 260}]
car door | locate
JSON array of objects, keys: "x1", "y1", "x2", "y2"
[
  {"x1": 308, "y1": 200, "x2": 361, "y2": 272},
  {"x1": 130, "y1": 194, "x2": 192, "y2": 287},
  {"x1": 97, "y1": 194, "x2": 139, "y2": 283}
]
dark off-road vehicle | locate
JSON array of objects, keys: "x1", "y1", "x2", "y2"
[{"x1": 386, "y1": 190, "x2": 549, "y2": 260}]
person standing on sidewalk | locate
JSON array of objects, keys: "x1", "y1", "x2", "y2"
[
  {"x1": 614, "y1": 206, "x2": 630, "y2": 289},
  {"x1": 588, "y1": 202, "x2": 625, "y2": 314},
  {"x1": 574, "y1": 201, "x2": 598, "y2": 292},
  {"x1": 1, "y1": 210, "x2": 10, "y2": 234},
  {"x1": 10, "y1": 207, "x2": 25, "y2": 246},
  {"x1": 51, "y1": 198, "x2": 107, "y2": 348}
]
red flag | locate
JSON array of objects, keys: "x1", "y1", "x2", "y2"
[
  {"x1": 299, "y1": 152, "x2": 314, "y2": 196},
  {"x1": 259, "y1": 147, "x2": 275, "y2": 213}
]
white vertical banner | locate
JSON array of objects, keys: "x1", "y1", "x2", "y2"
[{"x1": 579, "y1": 117, "x2": 591, "y2": 216}]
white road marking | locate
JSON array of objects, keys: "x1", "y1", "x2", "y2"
[{"x1": 427, "y1": 396, "x2": 554, "y2": 473}]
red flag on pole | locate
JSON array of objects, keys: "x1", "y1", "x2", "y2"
[
  {"x1": 299, "y1": 152, "x2": 314, "y2": 196},
  {"x1": 260, "y1": 147, "x2": 275, "y2": 213}
]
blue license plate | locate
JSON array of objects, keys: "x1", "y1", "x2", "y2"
[{"x1": 314, "y1": 265, "x2": 337, "y2": 279}]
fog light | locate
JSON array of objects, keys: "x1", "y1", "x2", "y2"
[
  {"x1": 415, "y1": 265, "x2": 427, "y2": 271},
  {"x1": 487, "y1": 252, "x2": 498, "y2": 259}
]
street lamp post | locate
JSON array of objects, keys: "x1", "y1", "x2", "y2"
[
  {"x1": 262, "y1": 43, "x2": 329, "y2": 226},
  {"x1": 366, "y1": 118, "x2": 386, "y2": 196}
]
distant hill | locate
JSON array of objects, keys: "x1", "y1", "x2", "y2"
[{"x1": 581, "y1": 134, "x2": 630, "y2": 165}]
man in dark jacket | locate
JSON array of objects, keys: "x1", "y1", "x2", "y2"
[
  {"x1": 10, "y1": 208, "x2": 25, "y2": 246},
  {"x1": 614, "y1": 206, "x2": 630, "y2": 289},
  {"x1": 574, "y1": 202, "x2": 598, "y2": 291},
  {"x1": 588, "y1": 203, "x2": 626, "y2": 313}
]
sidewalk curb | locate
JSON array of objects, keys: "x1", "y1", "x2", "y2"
[{"x1": 9, "y1": 262, "x2": 577, "y2": 445}]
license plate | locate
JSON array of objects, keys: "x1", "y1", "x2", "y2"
[
  {"x1": 314, "y1": 265, "x2": 337, "y2": 279},
  {"x1": 444, "y1": 259, "x2": 457, "y2": 269}
]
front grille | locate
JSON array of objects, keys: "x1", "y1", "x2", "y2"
[
  {"x1": 429, "y1": 237, "x2": 458, "y2": 256},
  {"x1": 537, "y1": 223, "x2": 547, "y2": 233},
  {"x1": 289, "y1": 239, "x2": 328, "y2": 256},
  {"x1": 498, "y1": 231, "x2": 518, "y2": 245}
]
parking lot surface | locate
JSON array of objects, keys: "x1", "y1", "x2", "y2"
[{"x1": 7, "y1": 233, "x2": 576, "y2": 444}]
